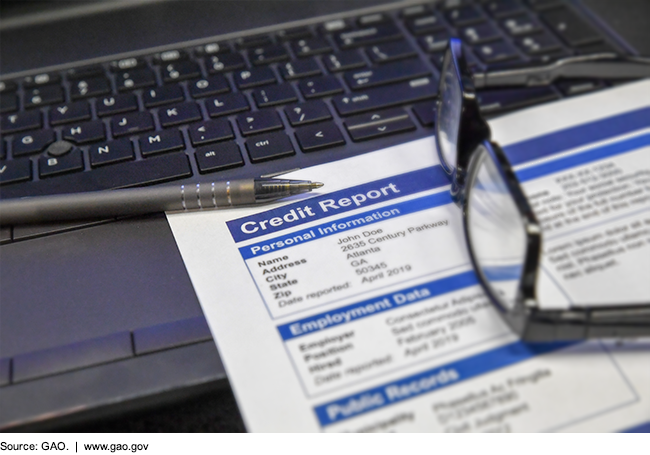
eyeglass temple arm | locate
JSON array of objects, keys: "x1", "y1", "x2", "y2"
[{"x1": 473, "y1": 53, "x2": 650, "y2": 88}]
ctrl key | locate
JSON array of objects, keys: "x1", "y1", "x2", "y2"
[{"x1": 245, "y1": 132, "x2": 295, "y2": 163}]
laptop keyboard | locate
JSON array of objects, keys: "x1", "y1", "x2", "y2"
[{"x1": 0, "y1": 0, "x2": 623, "y2": 232}]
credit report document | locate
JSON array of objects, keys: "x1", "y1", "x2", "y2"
[{"x1": 168, "y1": 81, "x2": 650, "y2": 432}]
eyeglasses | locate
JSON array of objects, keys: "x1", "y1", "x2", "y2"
[{"x1": 436, "y1": 38, "x2": 650, "y2": 341}]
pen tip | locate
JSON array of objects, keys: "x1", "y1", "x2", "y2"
[{"x1": 311, "y1": 182, "x2": 324, "y2": 189}]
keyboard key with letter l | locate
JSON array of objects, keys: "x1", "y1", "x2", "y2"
[
  {"x1": 207, "y1": 93, "x2": 250, "y2": 117},
  {"x1": 295, "y1": 122, "x2": 346, "y2": 152},
  {"x1": 245, "y1": 132, "x2": 295, "y2": 163}
]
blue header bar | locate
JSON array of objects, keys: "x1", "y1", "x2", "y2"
[
  {"x1": 227, "y1": 166, "x2": 450, "y2": 243},
  {"x1": 503, "y1": 107, "x2": 650, "y2": 166},
  {"x1": 277, "y1": 271, "x2": 478, "y2": 341},
  {"x1": 516, "y1": 132, "x2": 650, "y2": 182},
  {"x1": 239, "y1": 191, "x2": 452, "y2": 259},
  {"x1": 313, "y1": 340, "x2": 572, "y2": 426}
]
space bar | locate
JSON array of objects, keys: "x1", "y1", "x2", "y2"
[{"x1": 0, "y1": 153, "x2": 192, "y2": 199}]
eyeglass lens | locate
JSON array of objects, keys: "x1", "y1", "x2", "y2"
[
  {"x1": 466, "y1": 144, "x2": 527, "y2": 311},
  {"x1": 437, "y1": 50, "x2": 462, "y2": 173}
]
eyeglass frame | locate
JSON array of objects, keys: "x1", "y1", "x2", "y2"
[{"x1": 436, "y1": 38, "x2": 650, "y2": 341}]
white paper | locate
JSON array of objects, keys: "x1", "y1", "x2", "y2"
[{"x1": 167, "y1": 80, "x2": 650, "y2": 432}]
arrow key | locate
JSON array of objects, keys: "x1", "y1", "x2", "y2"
[{"x1": 295, "y1": 121, "x2": 345, "y2": 152}]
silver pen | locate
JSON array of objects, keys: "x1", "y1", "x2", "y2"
[{"x1": 0, "y1": 178, "x2": 324, "y2": 226}]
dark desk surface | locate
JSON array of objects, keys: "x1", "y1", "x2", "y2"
[{"x1": 6, "y1": 0, "x2": 649, "y2": 432}]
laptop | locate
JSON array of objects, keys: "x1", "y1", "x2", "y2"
[{"x1": 0, "y1": 0, "x2": 647, "y2": 431}]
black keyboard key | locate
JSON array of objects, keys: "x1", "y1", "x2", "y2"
[
  {"x1": 89, "y1": 139, "x2": 135, "y2": 167},
  {"x1": 324, "y1": 51, "x2": 366, "y2": 72},
  {"x1": 143, "y1": 84, "x2": 185, "y2": 107},
  {"x1": 280, "y1": 59, "x2": 322, "y2": 80},
  {"x1": 245, "y1": 132, "x2": 295, "y2": 163},
  {"x1": 66, "y1": 65, "x2": 105, "y2": 81},
  {"x1": 345, "y1": 109, "x2": 416, "y2": 141},
  {"x1": 0, "y1": 80, "x2": 18, "y2": 93},
  {"x1": 321, "y1": 19, "x2": 351, "y2": 34},
  {"x1": 446, "y1": 5, "x2": 486, "y2": 26},
  {"x1": 71, "y1": 77, "x2": 111, "y2": 99},
  {"x1": 526, "y1": 0, "x2": 562, "y2": 11},
  {"x1": 345, "y1": 59, "x2": 429, "y2": 91},
  {"x1": 188, "y1": 119, "x2": 234, "y2": 146},
  {"x1": 250, "y1": 45, "x2": 290, "y2": 65},
  {"x1": 461, "y1": 23, "x2": 501, "y2": 45},
  {"x1": 335, "y1": 23, "x2": 403, "y2": 49},
  {"x1": 23, "y1": 72, "x2": 61, "y2": 88},
  {"x1": 359, "y1": 13, "x2": 389, "y2": 26},
  {"x1": 24, "y1": 85, "x2": 64, "y2": 108},
  {"x1": 484, "y1": 0, "x2": 525, "y2": 18},
  {"x1": 1, "y1": 111, "x2": 42, "y2": 134},
  {"x1": 298, "y1": 76, "x2": 343, "y2": 99},
  {"x1": 153, "y1": 49, "x2": 188, "y2": 63},
  {"x1": 206, "y1": 53, "x2": 246, "y2": 73},
  {"x1": 406, "y1": 14, "x2": 445, "y2": 35},
  {"x1": 63, "y1": 120, "x2": 106, "y2": 144},
  {"x1": 419, "y1": 31, "x2": 455, "y2": 53},
  {"x1": 49, "y1": 101, "x2": 91, "y2": 125},
  {"x1": 402, "y1": 4, "x2": 430, "y2": 18},
  {"x1": 13, "y1": 130, "x2": 55, "y2": 157},
  {"x1": 332, "y1": 77, "x2": 437, "y2": 116},
  {"x1": 39, "y1": 149, "x2": 84, "y2": 178},
  {"x1": 195, "y1": 42, "x2": 231, "y2": 56},
  {"x1": 116, "y1": 68, "x2": 157, "y2": 91},
  {"x1": 237, "y1": 35, "x2": 274, "y2": 49},
  {"x1": 474, "y1": 41, "x2": 520, "y2": 63},
  {"x1": 0, "y1": 93, "x2": 18, "y2": 114},
  {"x1": 110, "y1": 57, "x2": 146, "y2": 72},
  {"x1": 195, "y1": 142, "x2": 244, "y2": 173},
  {"x1": 189, "y1": 75, "x2": 231, "y2": 98},
  {"x1": 477, "y1": 86, "x2": 559, "y2": 114},
  {"x1": 367, "y1": 41, "x2": 417, "y2": 64},
  {"x1": 412, "y1": 101, "x2": 437, "y2": 127},
  {"x1": 284, "y1": 100, "x2": 332, "y2": 126},
  {"x1": 292, "y1": 38, "x2": 332, "y2": 57},
  {"x1": 253, "y1": 84, "x2": 298, "y2": 107},
  {"x1": 159, "y1": 102, "x2": 202, "y2": 127},
  {"x1": 110, "y1": 113, "x2": 154, "y2": 137},
  {"x1": 234, "y1": 67, "x2": 276, "y2": 89},
  {"x1": 516, "y1": 33, "x2": 562, "y2": 55},
  {"x1": 501, "y1": 14, "x2": 542, "y2": 36},
  {"x1": 206, "y1": 93, "x2": 250, "y2": 117},
  {"x1": 162, "y1": 61, "x2": 201, "y2": 82},
  {"x1": 295, "y1": 122, "x2": 345, "y2": 152},
  {"x1": 96, "y1": 93, "x2": 138, "y2": 117},
  {"x1": 0, "y1": 159, "x2": 31, "y2": 185},
  {"x1": 1, "y1": 153, "x2": 191, "y2": 198},
  {"x1": 277, "y1": 27, "x2": 313, "y2": 41},
  {"x1": 139, "y1": 130, "x2": 185, "y2": 157},
  {"x1": 540, "y1": 6, "x2": 603, "y2": 47},
  {"x1": 236, "y1": 109, "x2": 283, "y2": 136}
]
